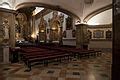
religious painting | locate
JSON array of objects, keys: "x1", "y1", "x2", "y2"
[
  {"x1": 106, "y1": 30, "x2": 112, "y2": 39},
  {"x1": 93, "y1": 30, "x2": 104, "y2": 38},
  {"x1": 66, "y1": 16, "x2": 73, "y2": 30},
  {"x1": 63, "y1": 31, "x2": 66, "y2": 38},
  {"x1": 72, "y1": 30, "x2": 76, "y2": 37}
]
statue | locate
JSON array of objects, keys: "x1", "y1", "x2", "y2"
[
  {"x1": 2, "y1": 19, "x2": 10, "y2": 46},
  {"x1": 3, "y1": 19, "x2": 9, "y2": 39}
]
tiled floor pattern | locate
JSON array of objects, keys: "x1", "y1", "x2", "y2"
[{"x1": 0, "y1": 52, "x2": 111, "y2": 80}]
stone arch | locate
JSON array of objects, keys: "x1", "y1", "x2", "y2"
[{"x1": 15, "y1": 2, "x2": 80, "y2": 20}]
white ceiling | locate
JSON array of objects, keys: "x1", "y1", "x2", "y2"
[
  {"x1": 0, "y1": 0, "x2": 112, "y2": 22},
  {"x1": 87, "y1": 9, "x2": 112, "y2": 25}
]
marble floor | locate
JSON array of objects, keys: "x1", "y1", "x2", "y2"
[{"x1": 0, "y1": 52, "x2": 112, "y2": 80}]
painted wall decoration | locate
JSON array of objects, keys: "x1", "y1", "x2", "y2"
[
  {"x1": 106, "y1": 30, "x2": 112, "y2": 39},
  {"x1": 93, "y1": 30, "x2": 104, "y2": 38},
  {"x1": 72, "y1": 30, "x2": 76, "y2": 37},
  {"x1": 66, "y1": 16, "x2": 73, "y2": 30}
]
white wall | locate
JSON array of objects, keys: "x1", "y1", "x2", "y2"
[{"x1": 89, "y1": 41, "x2": 112, "y2": 49}]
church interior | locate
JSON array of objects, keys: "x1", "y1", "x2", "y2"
[{"x1": 0, "y1": 0, "x2": 115, "y2": 80}]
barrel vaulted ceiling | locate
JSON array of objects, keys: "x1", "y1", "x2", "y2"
[{"x1": 0, "y1": 0, "x2": 112, "y2": 22}]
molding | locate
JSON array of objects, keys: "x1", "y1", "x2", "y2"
[
  {"x1": 90, "y1": 39, "x2": 112, "y2": 41},
  {"x1": 15, "y1": 2, "x2": 80, "y2": 20},
  {"x1": 83, "y1": 4, "x2": 112, "y2": 23},
  {"x1": 75, "y1": 23, "x2": 88, "y2": 27},
  {"x1": 63, "y1": 38, "x2": 76, "y2": 40},
  {"x1": 0, "y1": 7, "x2": 17, "y2": 14},
  {"x1": 87, "y1": 24, "x2": 112, "y2": 28}
]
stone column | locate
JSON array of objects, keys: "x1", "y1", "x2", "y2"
[
  {"x1": 31, "y1": 16, "x2": 36, "y2": 42},
  {"x1": 76, "y1": 24, "x2": 88, "y2": 49},
  {"x1": 9, "y1": 14, "x2": 16, "y2": 48},
  {"x1": 113, "y1": 1, "x2": 120, "y2": 79}
]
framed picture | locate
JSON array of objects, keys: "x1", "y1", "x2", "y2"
[{"x1": 93, "y1": 30, "x2": 104, "y2": 38}]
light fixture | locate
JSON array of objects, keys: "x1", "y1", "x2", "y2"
[
  {"x1": 52, "y1": 27, "x2": 56, "y2": 30},
  {"x1": 40, "y1": 30, "x2": 44, "y2": 32},
  {"x1": 31, "y1": 33, "x2": 36, "y2": 38}
]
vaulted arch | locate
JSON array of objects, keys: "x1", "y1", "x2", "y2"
[{"x1": 83, "y1": 4, "x2": 112, "y2": 23}]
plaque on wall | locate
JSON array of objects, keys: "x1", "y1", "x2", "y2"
[
  {"x1": 66, "y1": 16, "x2": 73, "y2": 30},
  {"x1": 93, "y1": 30, "x2": 104, "y2": 38}
]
